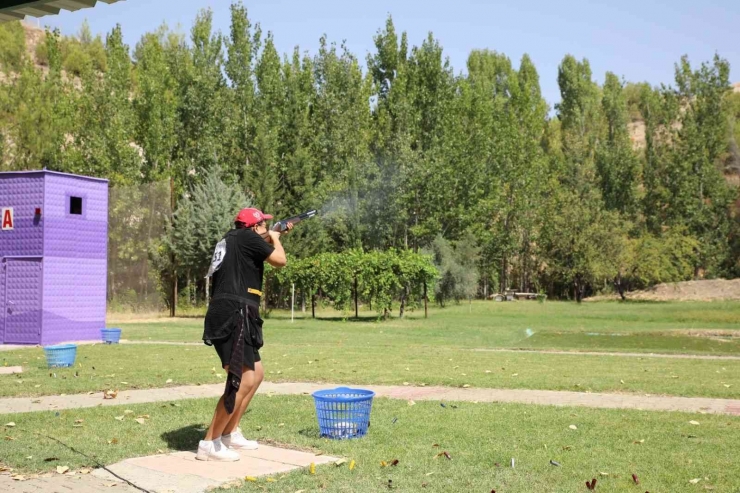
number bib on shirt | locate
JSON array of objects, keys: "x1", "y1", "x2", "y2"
[{"x1": 206, "y1": 238, "x2": 227, "y2": 278}]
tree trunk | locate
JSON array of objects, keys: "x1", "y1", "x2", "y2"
[
  {"x1": 311, "y1": 291, "x2": 316, "y2": 319},
  {"x1": 614, "y1": 274, "x2": 626, "y2": 301},
  {"x1": 301, "y1": 290, "x2": 306, "y2": 313},
  {"x1": 500, "y1": 255, "x2": 508, "y2": 293},
  {"x1": 354, "y1": 276, "x2": 359, "y2": 319},
  {"x1": 169, "y1": 176, "x2": 177, "y2": 317},
  {"x1": 399, "y1": 285, "x2": 408, "y2": 318},
  {"x1": 423, "y1": 282, "x2": 428, "y2": 319},
  {"x1": 171, "y1": 273, "x2": 178, "y2": 316}
]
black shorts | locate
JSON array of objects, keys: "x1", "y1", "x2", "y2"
[{"x1": 213, "y1": 329, "x2": 261, "y2": 370}]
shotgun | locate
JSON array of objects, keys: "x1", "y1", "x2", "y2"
[{"x1": 271, "y1": 209, "x2": 318, "y2": 232}]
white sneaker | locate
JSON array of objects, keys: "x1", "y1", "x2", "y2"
[
  {"x1": 195, "y1": 438, "x2": 240, "y2": 461},
  {"x1": 221, "y1": 428, "x2": 259, "y2": 450}
]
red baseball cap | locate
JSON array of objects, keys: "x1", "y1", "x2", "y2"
[{"x1": 235, "y1": 208, "x2": 273, "y2": 227}]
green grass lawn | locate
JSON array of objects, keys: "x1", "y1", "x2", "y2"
[
  {"x1": 1, "y1": 340, "x2": 738, "y2": 399},
  {"x1": 2, "y1": 301, "x2": 739, "y2": 399},
  {"x1": 114, "y1": 300, "x2": 740, "y2": 354},
  {"x1": 1, "y1": 395, "x2": 738, "y2": 492}
]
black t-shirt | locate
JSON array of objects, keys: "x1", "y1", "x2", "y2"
[
  {"x1": 203, "y1": 228, "x2": 275, "y2": 342},
  {"x1": 210, "y1": 228, "x2": 275, "y2": 297}
]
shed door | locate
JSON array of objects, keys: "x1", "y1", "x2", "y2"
[
  {"x1": 4, "y1": 258, "x2": 42, "y2": 344},
  {"x1": 0, "y1": 260, "x2": 5, "y2": 343}
]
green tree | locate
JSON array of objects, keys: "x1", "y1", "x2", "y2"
[
  {"x1": 596, "y1": 72, "x2": 640, "y2": 216},
  {"x1": 311, "y1": 36, "x2": 373, "y2": 250},
  {"x1": 133, "y1": 27, "x2": 180, "y2": 182},
  {"x1": 641, "y1": 56, "x2": 736, "y2": 276},
  {"x1": 0, "y1": 21, "x2": 26, "y2": 72}
]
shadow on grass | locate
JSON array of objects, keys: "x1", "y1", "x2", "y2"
[{"x1": 161, "y1": 424, "x2": 204, "y2": 451}]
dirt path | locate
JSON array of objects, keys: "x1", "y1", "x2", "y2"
[{"x1": 1, "y1": 381, "x2": 738, "y2": 416}]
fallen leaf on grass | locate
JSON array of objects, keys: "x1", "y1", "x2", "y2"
[
  {"x1": 5, "y1": 436, "x2": 16, "y2": 441},
  {"x1": 266, "y1": 478, "x2": 277, "y2": 482},
  {"x1": 391, "y1": 459, "x2": 399, "y2": 466},
  {"x1": 134, "y1": 418, "x2": 147, "y2": 425},
  {"x1": 586, "y1": 478, "x2": 597, "y2": 490},
  {"x1": 569, "y1": 425, "x2": 578, "y2": 430},
  {"x1": 137, "y1": 415, "x2": 150, "y2": 419},
  {"x1": 107, "y1": 438, "x2": 119, "y2": 445},
  {"x1": 380, "y1": 461, "x2": 388, "y2": 467},
  {"x1": 56, "y1": 466, "x2": 69, "y2": 474},
  {"x1": 124, "y1": 410, "x2": 134, "y2": 415},
  {"x1": 408, "y1": 400, "x2": 416, "y2": 406},
  {"x1": 403, "y1": 382, "x2": 409, "y2": 386},
  {"x1": 689, "y1": 478, "x2": 702, "y2": 484},
  {"x1": 689, "y1": 421, "x2": 700, "y2": 425},
  {"x1": 43, "y1": 457, "x2": 59, "y2": 462},
  {"x1": 4, "y1": 422, "x2": 15, "y2": 428},
  {"x1": 599, "y1": 472, "x2": 609, "y2": 476},
  {"x1": 103, "y1": 390, "x2": 117, "y2": 399},
  {"x1": 11, "y1": 474, "x2": 27, "y2": 481},
  {"x1": 549, "y1": 460, "x2": 561, "y2": 467},
  {"x1": 74, "y1": 419, "x2": 84, "y2": 424},
  {"x1": 632, "y1": 473, "x2": 639, "y2": 484},
  {"x1": 166, "y1": 379, "x2": 173, "y2": 383},
  {"x1": 114, "y1": 416, "x2": 125, "y2": 421},
  {"x1": 334, "y1": 458, "x2": 348, "y2": 466},
  {"x1": 462, "y1": 384, "x2": 471, "y2": 388},
  {"x1": 634, "y1": 439, "x2": 645, "y2": 444}
]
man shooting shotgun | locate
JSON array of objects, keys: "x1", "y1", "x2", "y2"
[{"x1": 197, "y1": 207, "x2": 314, "y2": 461}]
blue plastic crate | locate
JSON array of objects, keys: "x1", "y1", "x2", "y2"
[
  {"x1": 101, "y1": 328, "x2": 122, "y2": 344},
  {"x1": 312, "y1": 387, "x2": 375, "y2": 439},
  {"x1": 43, "y1": 344, "x2": 77, "y2": 368}
]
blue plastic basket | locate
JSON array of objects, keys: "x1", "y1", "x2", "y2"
[
  {"x1": 43, "y1": 344, "x2": 77, "y2": 368},
  {"x1": 101, "y1": 328, "x2": 122, "y2": 344},
  {"x1": 312, "y1": 387, "x2": 375, "y2": 439}
]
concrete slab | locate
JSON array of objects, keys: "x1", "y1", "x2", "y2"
[
  {"x1": 90, "y1": 444, "x2": 339, "y2": 493},
  {"x1": 0, "y1": 472, "x2": 141, "y2": 493},
  {"x1": 0, "y1": 366, "x2": 22, "y2": 375}
]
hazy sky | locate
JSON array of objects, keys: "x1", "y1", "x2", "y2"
[{"x1": 31, "y1": 0, "x2": 740, "y2": 109}]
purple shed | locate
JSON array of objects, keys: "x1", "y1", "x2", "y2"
[{"x1": 0, "y1": 170, "x2": 108, "y2": 346}]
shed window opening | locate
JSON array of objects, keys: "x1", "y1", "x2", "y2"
[{"x1": 70, "y1": 196, "x2": 83, "y2": 215}]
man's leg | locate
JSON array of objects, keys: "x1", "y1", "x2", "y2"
[
  {"x1": 223, "y1": 361, "x2": 264, "y2": 435},
  {"x1": 204, "y1": 364, "x2": 257, "y2": 441}
]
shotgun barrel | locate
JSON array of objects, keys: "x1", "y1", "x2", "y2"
[{"x1": 271, "y1": 209, "x2": 317, "y2": 232}]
